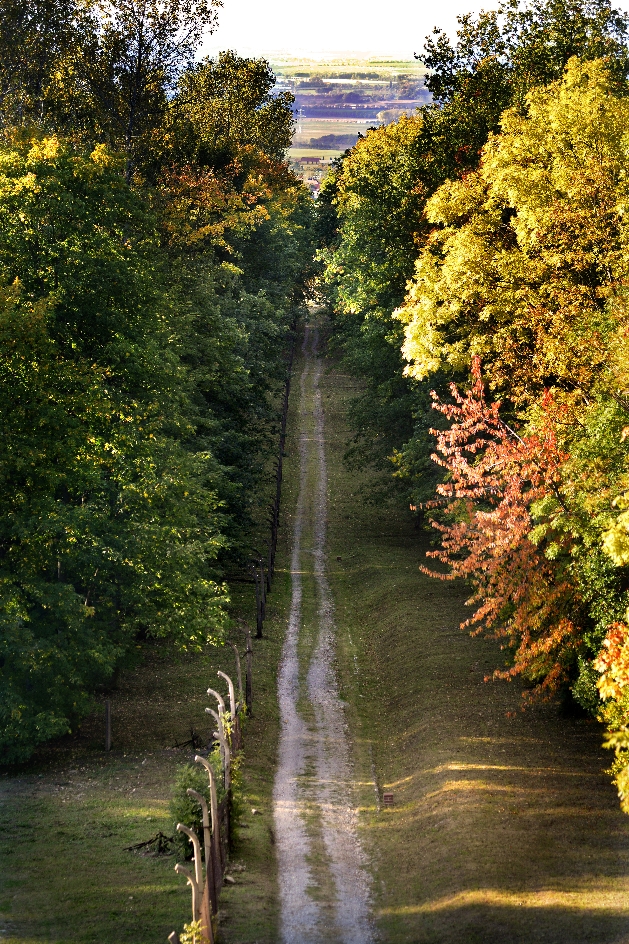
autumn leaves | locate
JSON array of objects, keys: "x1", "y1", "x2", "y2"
[{"x1": 321, "y1": 44, "x2": 629, "y2": 812}]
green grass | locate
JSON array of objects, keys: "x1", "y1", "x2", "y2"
[
  {"x1": 0, "y1": 536, "x2": 290, "y2": 943},
  {"x1": 5, "y1": 325, "x2": 629, "y2": 944},
  {"x1": 318, "y1": 348, "x2": 629, "y2": 943}
]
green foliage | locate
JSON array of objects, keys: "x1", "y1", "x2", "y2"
[
  {"x1": 572, "y1": 656, "x2": 601, "y2": 712},
  {"x1": 0, "y1": 0, "x2": 85, "y2": 128},
  {"x1": 169, "y1": 757, "x2": 223, "y2": 861},
  {"x1": 0, "y1": 6, "x2": 314, "y2": 761},
  {"x1": 173, "y1": 51, "x2": 294, "y2": 171},
  {"x1": 0, "y1": 137, "x2": 236, "y2": 762},
  {"x1": 397, "y1": 58, "x2": 629, "y2": 404},
  {"x1": 318, "y1": 0, "x2": 629, "y2": 814},
  {"x1": 180, "y1": 921, "x2": 211, "y2": 944},
  {"x1": 319, "y1": 117, "x2": 428, "y2": 484},
  {"x1": 421, "y1": 0, "x2": 629, "y2": 183},
  {"x1": 319, "y1": 0, "x2": 629, "y2": 502}
]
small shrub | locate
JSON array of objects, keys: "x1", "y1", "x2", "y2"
[
  {"x1": 169, "y1": 751, "x2": 223, "y2": 860},
  {"x1": 180, "y1": 920, "x2": 211, "y2": 944}
]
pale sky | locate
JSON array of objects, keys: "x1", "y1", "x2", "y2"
[{"x1": 201, "y1": 0, "x2": 503, "y2": 60}]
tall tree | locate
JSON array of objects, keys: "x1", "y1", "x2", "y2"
[
  {"x1": 77, "y1": 0, "x2": 221, "y2": 178},
  {"x1": 173, "y1": 50, "x2": 294, "y2": 171},
  {"x1": 320, "y1": 0, "x2": 629, "y2": 505},
  {"x1": 421, "y1": 0, "x2": 629, "y2": 178},
  {"x1": 0, "y1": 0, "x2": 82, "y2": 127}
]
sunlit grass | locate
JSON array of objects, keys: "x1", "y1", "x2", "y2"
[{"x1": 320, "y1": 349, "x2": 629, "y2": 943}]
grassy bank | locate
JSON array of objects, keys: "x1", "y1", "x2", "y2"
[
  {"x1": 0, "y1": 579, "x2": 289, "y2": 944},
  {"x1": 0, "y1": 480, "x2": 296, "y2": 943},
  {"x1": 319, "y1": 347, "x2": 629, "y2": 944},
  {"x1": 5, "y1": 326, "x2": 629, "y2": 944}
]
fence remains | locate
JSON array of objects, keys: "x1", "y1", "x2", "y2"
[
  {"x1": 169, "y1": 669, "x2": 239, "y2": 944},
  {"x1": 169, "y1": 323, "x2": 297, "y2": 943}
]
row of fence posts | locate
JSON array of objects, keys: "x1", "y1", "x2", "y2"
[
  {"x1": 169, "y1": 325, "x2": 296, "y2": 943},
  {"x1": 251, "y1": 326, "x2": 296, "y2": 640},
  {"x1": 169, "y1": 662, "x2": 244, "y2": 944}
]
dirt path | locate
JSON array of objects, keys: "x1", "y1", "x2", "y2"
[{"x1": 273, "y1": 323, "x2": 374, "y2": 944}]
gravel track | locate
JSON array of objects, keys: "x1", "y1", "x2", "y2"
[{"x1": 273, "y1": 324, "x2": 374, "y2": 944}]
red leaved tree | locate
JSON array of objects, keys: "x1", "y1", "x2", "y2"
[{"x1": 425, "y1": 357, "x2": 582, "y2": 699}]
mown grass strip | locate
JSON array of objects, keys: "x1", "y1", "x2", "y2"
[{"x1": 321, "y1": 351, "x2": 629, "y2": 944}]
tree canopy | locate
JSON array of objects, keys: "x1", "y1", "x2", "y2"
[
  {"x1": 318, "y1": 0, "x2": 629, "y2": 812},
  {"x1": 0, "y1": 5, "x2": 312, "y2": 762}
]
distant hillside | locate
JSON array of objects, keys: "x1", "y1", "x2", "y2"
[{"x1": 273, "y1": 55, "x2": 430, "y2": 122}]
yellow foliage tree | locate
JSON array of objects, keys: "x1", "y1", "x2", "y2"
[{"x1": 396, "y1": 57, "x2": 629, "y2": 409}]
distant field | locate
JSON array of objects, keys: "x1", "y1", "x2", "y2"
[
  {"x1": 292, "y1": 118, "x2": 374, "y2": 155},
  {"x1": 295, "y1": 118, "x2": 372, "y2": 134},
  {"x1": 279, "y1": 56, "x2": 426, "y2": 159},
  {"x1": 288, "y1": 146, "x2": 342, "y2": 160},
  {"x1": 272, "y1": 57, "x2": 427, "y2": 79}
]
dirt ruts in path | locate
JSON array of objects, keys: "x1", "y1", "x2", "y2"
[{"x1": 273, "y1": 323, "x2": 374, "y2": 944}]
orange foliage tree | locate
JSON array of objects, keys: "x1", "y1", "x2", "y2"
[{"x1": 425, "y1": 357, "x2": 585, "y2": 698}]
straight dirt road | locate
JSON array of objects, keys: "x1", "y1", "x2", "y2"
[{"x1": 272, "y1": 321, "x2": 375, "y2": 944}]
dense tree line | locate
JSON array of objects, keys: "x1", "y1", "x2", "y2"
[
  {"x1": 0, "y1": 0, "x2": 314, "y2": 761},
  {"x1": 319, "y1": 0, "x2": 629, "y2": 809}
]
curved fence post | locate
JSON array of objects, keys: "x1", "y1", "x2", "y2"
[
  {"x1": 187, "y1": 787, "x2": 218, "y2": 930},
  {"x1": 231, "y1": 644, "x2": 243, "y2": 703},
  {"x1": 205, "y1": 707, "x2": 224, "y2": 772},
  {"x1": 174, "y1": 863, "x2": 199, "y2": 923},
  {"x1": 195, "y1": 754, "x2": 222, "y2": 900},
  {"x1": 217, "y1": 671, "x2": 236, "y2": 720},
  {"x1": 209, "y1": 720, "x2": 230, "y2": 793},
  {"x1": 177, "y1": 824, "x2": 203, "y2": 897},
  {"x1": 206, "y1": 688, "x2": 225, "y2": 716}
]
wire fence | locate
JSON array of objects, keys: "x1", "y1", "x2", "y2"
[{"x1": 168, "y1": 323, "x2": 297, "y2": 943}]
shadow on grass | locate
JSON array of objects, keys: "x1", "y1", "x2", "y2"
[
  {"x1": 380, "y1": 896, "x2": 629, "y2": 944},
  {"x1": 321, "y1": 361, "x2": 629, "y2": 944}
]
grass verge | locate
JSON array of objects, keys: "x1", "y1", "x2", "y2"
[
  {"x1": 0, "y1": 583, "x2": 288, "y2": 944},
  {"x1": 319, "y1": 349, "x2": 629, "y2": 944},
  {"x1": 0, "y1": 412, "x2": 298, "y2": 944}
]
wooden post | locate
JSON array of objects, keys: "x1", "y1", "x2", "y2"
[
  {"x1": 187, "y1": 788, "x2": 217, "y2": 917},
  {"x1": 174, "y1": 863, "x2": 199, "y2": 923},
  {"x1": 105, "y1": 700, "x2": 111, "y2": 752},
  {"x1": 205, "y1": 708, "x2": 224, "y2": 771},
  {"x1": 207, "y1": 687, "x2": 226, "y2": 715},
  {"x1": 257, "y1": 566, "x2": 263, "y2": 638},
  {"x1": 177, "y1": 824, "x2": 203, "y2": 897},
  {"x1": 245, "y1": 628, "x2": 253, "y2": 715},
  {"x1": 195, "y1": 754, "x2": 222, "y2": 901},
  {"x1": 231, "y1": 644, "x2": 243, "y2": 702},
  {"x1": 253, "y1": 565, "x2": 263, "y2": 638},
  {"x1": 213, "y1": 725, "x2": 230, "y2": 793},
  {"x1": 217, "y1": 671, "x2": 236, "y2": 720},
  {"x1": 218, "y1": 670, "x2": 240, "y2": 752},
  {"x1": 259, "y1": 560, "x2": 266, "y2": 620},
  {"x1": 199, "y1": 883, "x2": 215, "y2": 944}
]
